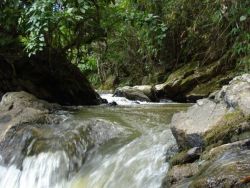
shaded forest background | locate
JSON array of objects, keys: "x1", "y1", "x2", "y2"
[{"x1": 1, "y1": 0, "x2": 249, "y2": 89}]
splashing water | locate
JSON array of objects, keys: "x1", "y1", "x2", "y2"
[{"x1": 0, "y1": 95, "x2": 189, "y2": 188}]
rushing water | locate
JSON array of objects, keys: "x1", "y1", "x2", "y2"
[{"x1": 0, "y1": 95, "x2": 189, "y2": 188}]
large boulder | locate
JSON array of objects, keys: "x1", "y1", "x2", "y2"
[
  {"x1": 215, "y1": 74, "x2": 250, "y2": 115},
  {"x1": 155, "y1": 61, "x2": 235, "y2": 102},
  {"x1": 170, "y1": 74, "x2": 250, "y2": 150},
  {"x1": 171, "y1": 99, "x2": 228, "y2": 150},
  {"x1": 0, "y1": 91, "x2": 61, "y2": 166},
  {"x1": 164, "y1": 139, "x2": 250, "y2": 188},
  {"x1": 0, "y1": 91, "x2": 123, "y2": 174},
  {"x1": 0, "y1": 52, "x2": 101, "y2": 106},
  {"x1": 113, "y1": 85, "x2": 157, "y2": 102},
  {"x1": 163, "y1": 74, "x2": 250, "y2": 187}
]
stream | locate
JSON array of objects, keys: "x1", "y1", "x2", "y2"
[{"x1": 0, "y1": 94, "x2": 190, "y2": 188}]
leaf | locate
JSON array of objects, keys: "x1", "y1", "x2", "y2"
[
  {"x1": 240, "y1": 15, "x2": 247, "y2": 22},
  {"x1": 80, "y1": 8, "x2": 85, "y2": 13},
  {"x1": 67, "y1": 8, "x2": 74, "y2": 14}
]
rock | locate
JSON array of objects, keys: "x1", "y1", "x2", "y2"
[
  {"x1": 0, "y1": 91, "x2": 123, "y2": 174},
  {"x1": 203, "y1": 114, "x2": 250, "y2": 148},
  {"x1": 163, "y1": 163, "x2": 199, "y2": 187},
  {"x1": 171, "y1": 99, "x2": 228, "y2": 150},
  {"x1": 215, "y1": 74, "x2": 250, "y2": 116},
  {"x1": 164, "y1": 140, "x2": 250, "y2": 188},
  {"x1": 101, "y1": 98, "x2": 108, "y2": 104},
  {"x1": 155, "y1": 61, "x2": 235, "y2": 102},
  {"x1": 189, "y1": 139, "x2": 250, "y2": 188},
  {"x1": 133, "y1": 85, "x2": 157, "y2": 101},
  {"x1": 202, "y1": 139, "x2": 250, "y2": 161},
  {"x1": 0, "y1": 91, "x2": 61, "y2": 166},
  {"x1": 170, "y1": 74, "x2": 250, "y2": 150},
  {"x1": 0, "y1": 91, "x2": 60, "y2": 140},
  {"x1": 107, "y1": 101, "x2": 118, "y2": 106},
  {"x1": 164, "y1": 74, "x2": 250, "y2": 188},
  {"x1": 113, "y1": 86, "x2": 152, "y2": 102},
  {"x1": 159, "y1": 99, "x2": 173, "y2": 103},
  {"x1": 169, "y1": 147, "x2": 202, "y2": 166},
  {"x1": 86, "y1": 119, "x2": 123, "y2": 145},
  {"x1": 0, "y1": 52, "x2": 100, "y2": 106},
  {"x1": 185, "y1": 75, "x2": 232, "y2": 102}
]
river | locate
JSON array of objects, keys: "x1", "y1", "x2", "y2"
[{"x1": 0, "y1": 94, "x2": 190, "y2": 188}]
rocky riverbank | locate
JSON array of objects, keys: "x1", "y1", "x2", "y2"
[
  {"x1": 110, "y1": 60, "x2": 237, "y2": 103},
  {"x1": 163, "y1": 74, "x2": 250, "y2": 187}
]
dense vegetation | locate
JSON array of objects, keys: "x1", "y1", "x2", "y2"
[{"x1": 1, "y1": 0, "x2": 249, "y2": 88}]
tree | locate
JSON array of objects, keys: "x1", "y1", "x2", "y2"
[{"x1": 0, "y1": 0, "x2": 113, "y2": 57}]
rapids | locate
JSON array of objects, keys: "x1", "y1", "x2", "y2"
[{"x1": 0, "y1": 95, "x2": 189, "y2": 188}]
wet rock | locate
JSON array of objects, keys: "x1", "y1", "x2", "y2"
[
  {"x1": 0, "y1": 91, "x2": 60, "y2": 140},
  {"x1": 0, "y1": 91, "x2": 61, "y2": 166},
  {"x1": 133, "y1": 85, "x2": 157, "y2": 101},
  {"x1": 163, "y1": 163, "x2": 199, "y2": 187},
  {"x1": 101, "y1": 98, "x2": 108, "y2": 104},
  {"x1": 189, "y1": 139, "x2": 250, "y2": 188},
  {"x1": 113, "y1": 86, "x2": 152, "y2": 102},
  {"x1": 107, "y1": 101, "x2": 118, "y2": 106},
  {"x1": 164, "y1": 139, "x2": 250, "y2": 188},
  {"x1": 159, "y1": 99, "x2": 173, "y2": 103},
  {"x1": 0, "y1": 91, "x2": 123, "y2": 174},
  {"x1": 169, "y1": 147, "x2": 202, "y2": 166},
  {"x1": 86, "y1": 119, "x2": 123, "y2": 145}
]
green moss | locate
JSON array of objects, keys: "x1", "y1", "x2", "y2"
[
  {"x1": 204, "y1": 110, "x2": 250, "y2": 148},
  {"x1": 165, "y1": 62, "x2": 197, "y2": 85},
  {"x1": 187, "y1": 72, "x2": 234, "y2": 97},
  {"x1": 169, "y1": 150, "x2": 189, "y2": 167}
]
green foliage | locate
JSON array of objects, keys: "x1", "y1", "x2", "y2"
[
  {"x1": 88, "y1": 0, "x2": 168, "y2": 85},
  {"x1": 21, "y1": 0, "x2": 113, "y2": 56},
  {"x1": 1, "y1": 0, "x2": 249, "y2": 87},
  {"x1": 0, "y1": 0, "x2": 113, "y2": 56},
  {"x1": 78, "y1": 56, "x2": 97, "y2": 72},
  {"x1": 86, "y1": 0, "x2": 250, "y2": 87},
  {"x1": 77, "y1": 54, "x2": 100, "y2": 86}
]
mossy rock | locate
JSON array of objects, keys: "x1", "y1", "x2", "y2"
[
  {"x1": 163, "y1": 163, "x2": 200, "y2": 187},
  {"x1": 169, "y1": 150, "x2": 189, "y2": 167},
  {"x1": 186, "y1": 72, "x2": 235, "y2": 101},
  {"x1": 169, "y1": 147, "x2": 201, "y2": 167},
  {"x1": 204, "y1": 110, "x2": 250, "y2": 148},
  {"x1": 189, "y1": 140, "x2": 250, "y2": 188},
  {"x1": 156, "y1": 59, "x2": 235, "y2": 101}
]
